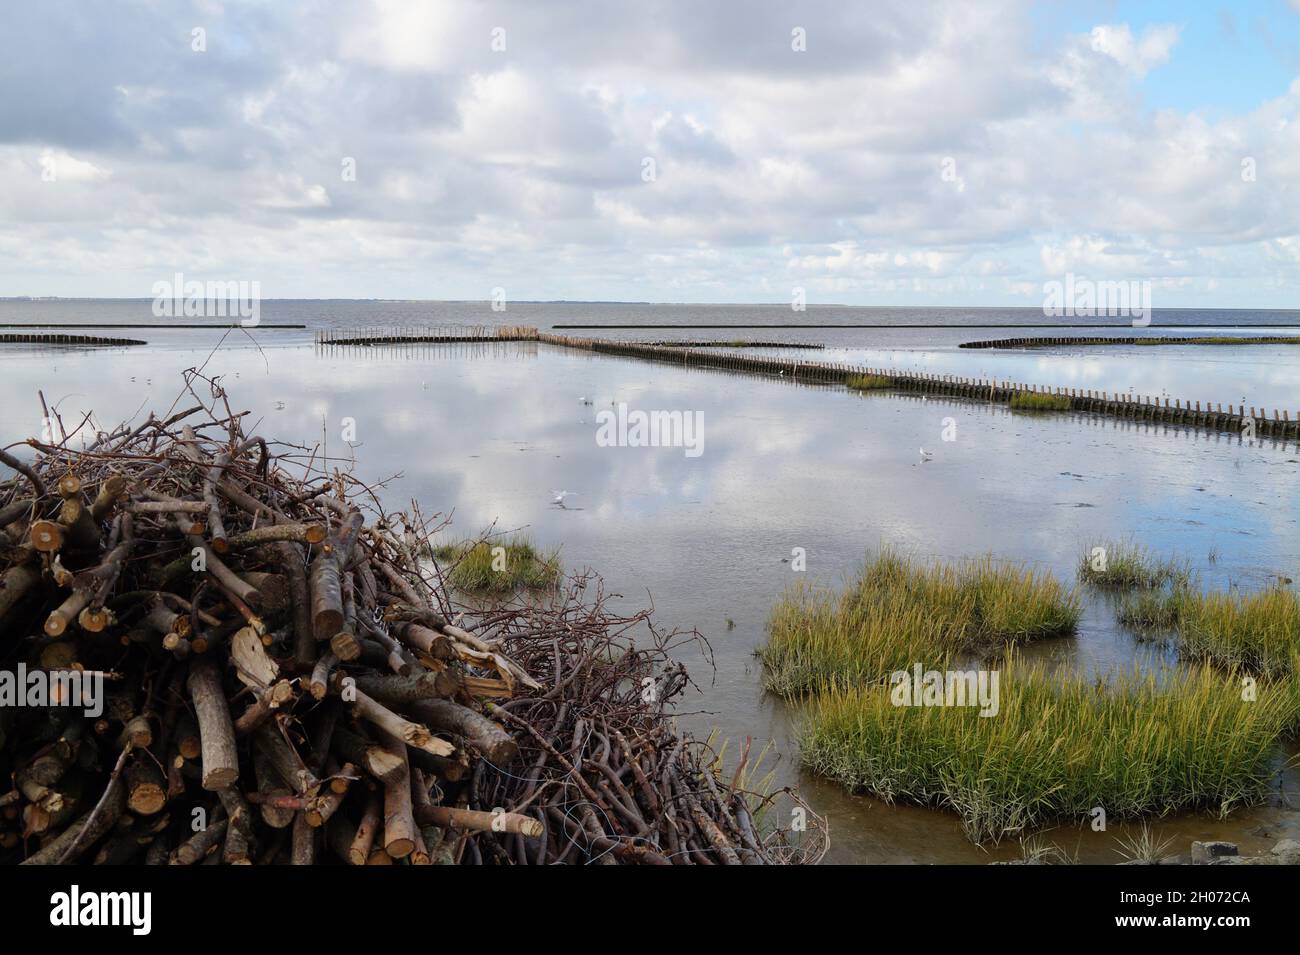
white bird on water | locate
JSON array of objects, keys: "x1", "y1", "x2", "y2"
[
  {"x1": 552, "y1": 490, "x2": 576, "y2": 507},
  {"x1": 919, "y1": 447, "x2": 933, "y2": 461}
]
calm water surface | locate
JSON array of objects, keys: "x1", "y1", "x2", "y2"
[{"x1": 1, "y1": 315, "x2": 1297, "y2": 863}]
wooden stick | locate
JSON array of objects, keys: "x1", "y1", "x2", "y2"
[
  {"x1": 0, "y1": 447, "x2": 46, "y2": 499},
  {"x1": 230, "y1": 523, "x2": 327, "y2": 547},
  {"x1": 346, "y1": 687, "x2": 454, "y2": 757},
  {"x1": 310, "y1": 553, "x2": 344, "y2": 639},
  {"x1": 218, "y1": 786, "x2": 254, "y2": 864},
  {"x1": 348, "y1": 793, "x2": 382, "y2": 865},
  {"x1": 405, "y1": 698, "x2": 518, "y2": 765},
  {"x1": 187, "y1": 657, "x2": 240, "y2": 790},
  {"x1": 416, "y1": 804, "x2": 543, "y2": 837},
  {"x1": 378, "y1": 732, "x2": 416, "y2": 859},
  {"x1": 253, "y1": 720, "x2": 320, "y2": 795}
]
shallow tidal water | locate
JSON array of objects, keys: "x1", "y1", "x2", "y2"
[{"x1": 1, "y1": 327, "x2": 1298, "y2": 864}]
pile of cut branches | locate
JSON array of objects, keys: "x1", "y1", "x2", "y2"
[{"x1": 0, "y1": 376, "x2": 823, "y2": 865}]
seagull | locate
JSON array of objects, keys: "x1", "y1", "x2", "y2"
[
  {"x1": 919, "y1": 447, "x2": 933, "y2": 461},
  {"x1": 579, "y1": 396, "x2": 592, "y2": 405},
  {"x1": 552, "y1": 490, "x2": 576, "y2": 507},
  {"x1": 274, "y1": 400, "x2": 285, "y2": 410}
]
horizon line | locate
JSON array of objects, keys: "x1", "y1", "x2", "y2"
[{"x1": 2, "y1": 297, "x2": 1299, "y2": 312}]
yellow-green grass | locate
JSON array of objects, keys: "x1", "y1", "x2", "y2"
[
  {"x1": 799, "y1": 661, "x2": 1299, "y2": 843},
  {"x1": 1174, "y1": 587, "x2": 1300, "y2": 678},
  {"x1": 1009, "y1": 391, "x2": 1071, "y2": 411},
  {"x1": 429, "y1": 537, "x2": 561, "y2": 594},
  {"x1": 1117, "y1": 583, "x2": 1300, "y2": 678},
  {"x1": 1116, "y1": 587, "x2": 1188, "y2": 633},
  {"x1": 760, "y1": 550, "x2": 1080, "y2": 697},
  {"x1": 845, "y1": 374, "x2": 893, "y2": 390},
  {"x1": 1078, "y1": 540, "x2": 1190, "y2": 589}
]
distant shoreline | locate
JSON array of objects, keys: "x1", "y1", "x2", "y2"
[
  {"x1": 2, "y1": 298, "x2": 1300, "y2": 313},
  {"x1": 0, "y1": 323, "x2": 306, "y2": 329},
  {"x1": 553, "y1": 322, "x2": 1300, "y2": 329}
]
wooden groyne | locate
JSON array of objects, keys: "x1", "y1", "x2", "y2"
[
  {"x1": 316, "y1": 325, "x2": 539, "y2": 346},
  {"x1": 0, "y1": 332, "x2": 146, "y2": 346},
  {"x1": 317, "y1": 339, "x2": 538, "y2": 361},
  {"x1": 538, "y1": 332, "x2": 1300, "y2": 439},
  {"x1": 308, "y1": 324, "x2": 1299, "y2": 439},
  {"x1": 960, "y1": 335, "x2": 1300, "y2": 349}
]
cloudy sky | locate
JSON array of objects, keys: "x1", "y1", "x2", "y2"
[{"x1": 4, "y1": 0, "x2": 1300, "y2": 306}]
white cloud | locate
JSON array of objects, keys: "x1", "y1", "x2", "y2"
[
  {"x1": 0, "y1": 2, "x2": 1297, "y2": 305},
  {"x1": 37, "y1": 150, "x2": 110, "y2": 183},
  {"x1": 1088, "y1": 24, "x2": 1181, "y2": 78}
]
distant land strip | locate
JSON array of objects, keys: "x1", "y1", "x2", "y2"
[
  {"x1": 0, "y1": 323, "x2": 306, "y2": 329},
  {"x1": 552, "y1": 322, "x2": 1300, "y2": 330}
]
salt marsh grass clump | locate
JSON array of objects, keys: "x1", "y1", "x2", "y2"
[
  {"x1": 1113, "y1": 824, "x2": 1176, "y2": 864},
  {"x1": 760, "y1": 549, "x2": 1079, "y2": 696},
  {"x1": 1078, "y1": 540, "x2": 1190, "y2": 589},
  {"x1": 799, "y1": 661, "x2": 1298, "y2": 843},
  {"x1": 1117, "y1": 587, "x2": 1189, "y2": 633},
  {"x1": 1176, "y1": 587, "x2": 1300, "y2": 678},
  {"x1": 429, "y1": 537, "x2": 561, "y2": 594},
  {"x1": 1116, "y1": 580, "x2": 1300, "y2": 678},
  {"x1": 761, "y1": 581, "x2": 955, "y2": 697},
  {"x1": 1009, "y1": 391, "x2": 1070, "y2": 411},
  {"x1": 845, "y1": 373, "x2": 893, "y2": 390}
]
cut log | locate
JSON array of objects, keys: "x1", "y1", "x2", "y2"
[
  {"x1": 378, "y1": 732, "x2": 416, "y2": 859},
  {"x1": 187, "y1": 657, "x2": 240, "y2": 790},
  {"x1": 346, "y1": 687, "x2": 454, "y2": 757},
  {"x1": 309, "y1": 553, "x2": 344, "y2": 639}
]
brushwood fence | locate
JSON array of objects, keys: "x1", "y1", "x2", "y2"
[
  {"x1": 316, "y1": 325, "x2": 539, "y2": 346},
  {"x1": 0, "y1": 333, "x2": 146, "y2": 346},
  {"x1": 960, "y1": 335, "x2": 1300, "y2": 349},
  {"x1": 312, "y1": 325, "x2": 1299, "y2": 439},
  {"x1": 538, "y1": 332, "x2": 1300, "y2": 439}
]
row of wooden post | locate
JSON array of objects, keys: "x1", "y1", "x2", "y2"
[
  {"x1": 315, "y1": 325, "x2": 539, "y2": 346},
  {"x1": 959, "y1": 335, "x2": 1300, "y2": 349},
  {"x1": 0, "y1": 333, "x2": 146, "y2": 346},
  {"x1": 536, "y1": 333, "x2": 1300, "y2": 439}
]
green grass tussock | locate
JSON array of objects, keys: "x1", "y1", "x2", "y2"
[
  {"x1": 1115, "y1": 580, "x2": 1300, "y2": 678},
  {"x1": 1009, "y1": 391, "x2": 1071, "y2": 411},
  {"x1": 760, "y1": 549, "x2": 1080, "y2": 696},
  {"x1": 1174, "y1": 587, "x2": 1300, "y2": 678},
  {"x1": 1078, "y1": 540, "x2": 1190, "y2": 589},
  {"x1": 1116, "y1": 588, "x2": 1188, "y2": 632},
  {"x1": 429, "y1": 536, "x2": 561, "y2": 594},
  {"x1": 845, "y1": 374, "x2": 893, "y2": 390},
  {"x1": 799, "y1": 661, "x2": 1299, "y2": 843}
]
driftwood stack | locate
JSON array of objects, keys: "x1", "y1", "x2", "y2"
[{"x1": 0, "y1": 377, "x2": 821, "y2": 865}]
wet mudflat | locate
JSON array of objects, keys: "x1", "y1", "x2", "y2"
[{"x1": 1, "y1": 333, "x2": 1296, "y2": 863}]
